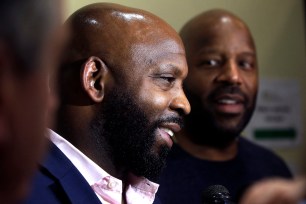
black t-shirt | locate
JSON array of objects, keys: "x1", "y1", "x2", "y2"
[{"x1": 157, "y1": 137, "x2": 292, "y2": 204}]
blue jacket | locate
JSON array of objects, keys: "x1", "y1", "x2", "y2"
[
  {"x1": 24, "y1": 142, "x2": 101, "y2": 204},
  {"x1": 25, "y1": 142, "x2": 162, "y2": 204}
]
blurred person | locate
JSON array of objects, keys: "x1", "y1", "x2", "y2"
[
  {"x1": 0, "y1": 0, "x2": 64, "y2": 203},
  {"x1": 240, "y1": 177, "x2": 306, "y2": 204},
  {"x1": 25, "y1": 3, "x2": 190, "y2": 204},
  {"x1": 158, "y1": 9, "x2": 292, "y2": 203}
]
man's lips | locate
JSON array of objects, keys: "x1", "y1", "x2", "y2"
[
  {"x1": 212, "y1": 94, "x2": 245, "y2": 114},
  {"x1": 158, "y1": 123, "x2": 182, "y2": 148}
]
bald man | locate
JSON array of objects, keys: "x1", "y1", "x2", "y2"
[
  {"x1": 25, "y1": 3, "x2": 190, "y2": 204},
  {"x1": 157, "y1": 9, "x2": 292, "y2": 203}
]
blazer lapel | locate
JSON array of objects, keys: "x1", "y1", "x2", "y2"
[{"x1": 41, "y1": 142, "x2": 101, "y2": 204}]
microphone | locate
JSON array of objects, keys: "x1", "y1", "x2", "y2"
[{"x1": 202, "y1": 185, "x2": 235, "y2": 204}]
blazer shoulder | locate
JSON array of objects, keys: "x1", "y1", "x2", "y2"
[{"x1": 24, "y1": 142, "x2": 101, "y2": 204}]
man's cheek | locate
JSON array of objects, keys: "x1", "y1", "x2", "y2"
[{"x1": 147, "y1": 91, "x2": 168, "y2": 111}]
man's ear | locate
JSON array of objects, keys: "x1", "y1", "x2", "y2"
[{"x1": 81, "y1": 56, "x2": 109, "y2": 103}]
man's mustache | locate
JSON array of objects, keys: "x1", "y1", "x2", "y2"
[
  {"x1": 208, "y1": 85, "x2": 248, "y2": 104},
  {"x1": 156, "y1": 116, "x2": 184, "y2": 129}
]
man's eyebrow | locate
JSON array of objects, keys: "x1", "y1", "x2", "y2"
[
  {"x1": 240, "y1": 52, "x2": 256, "y2": 57},
  {"x1": 198, "y1": 48, "x2": 256, "y2": 56},
  {"x1": 159, "y1": 64, "x2": 182, "y2": 75},
  {"x1": 198, "y1": 48, "x2": 219, "y2": 55}
]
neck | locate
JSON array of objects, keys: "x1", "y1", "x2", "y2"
[
  {"x1": 55, "y1": 105, "x2": 127, "y2": 179},
  {"x1": 175, "y1": 130, "x2": 239, "y2": 161}
]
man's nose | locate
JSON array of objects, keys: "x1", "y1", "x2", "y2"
[
  {"x1": 215, "y1": 60, "x2": 242, "y2": 85},
  {"x1": 169, "y1": 89, "x2": 191, "y2": 116}
]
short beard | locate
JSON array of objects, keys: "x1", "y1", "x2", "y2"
[
  {"x1": 185, "y1": 86, "x2": 255, "y2": 149},
  {"x1": 185, "y1": 112, "x2": 245, "y2": 149},
  {"x1": 90, "y1": 88, "x2": 170, "y2": 181}
]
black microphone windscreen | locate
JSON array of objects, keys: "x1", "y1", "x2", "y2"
[{"x1": 202, "y1": 185, "x2": 233, "y2": 204}]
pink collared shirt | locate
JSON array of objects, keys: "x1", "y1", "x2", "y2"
[{"x1": 48, "y1": 129, "x2": 159, "y2": 204}]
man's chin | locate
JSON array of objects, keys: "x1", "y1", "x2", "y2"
[
  {"x1": 133, "y1": 144, "x2": 170, "y2": 181},
  {"x1": 155, "y1": 130, "x2": 174, "y2": 150},
  {"x1": 214, "y1": 113, "x2": 244, "y2": 126},
  {"x1": 189, "y1": 125, "x2": 240, "y2": 149}
]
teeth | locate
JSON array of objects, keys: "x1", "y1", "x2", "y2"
[
  {"x1": 162, "y1": 128, "x2": 174, "y2": 137},
  {"x1": 219, "y1": 99, "x2": 237, "y2": 104}
]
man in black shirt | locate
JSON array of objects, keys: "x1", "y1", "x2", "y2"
[{"x1": 158, "y1": 9, "x2": 292, "y2": 204}]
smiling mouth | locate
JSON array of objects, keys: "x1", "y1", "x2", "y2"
[
  {"x1": 218, "y1": 99, "x2": 239, "y2": 104},
  {"x1": 213, "y1": 94, "x2": 245, "y2": 115},
  {"x1": 157, "y1": 123, "x2": 181, "y2": 148},
  {"x1": 160, "y1": 127, "x2": 174, "y2": 137}
]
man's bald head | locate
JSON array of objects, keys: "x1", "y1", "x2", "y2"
[
  {"x1": 63, "y1": 3, "x2": 183, "y2": 75},
  {"x1": 180, "y1": 9, "x2": 255, "y2": 60}
]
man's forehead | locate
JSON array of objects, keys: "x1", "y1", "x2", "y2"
[
  {"x1": 104, "y1": 22, "x2": 184, "y2": 75},
  {"x1": 201, "y1": 26, "x2": 253, "y2": 44},
  {"x1": 133, "y1": 38, "x2": 184, "y2": 54},
  {"x1": 130, "y1": 38, "x2": 185, "y2": 65}
]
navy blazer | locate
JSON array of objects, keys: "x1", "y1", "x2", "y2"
[
  {"x1": 24, "y1": 143, "x2": 102, "y2": 204},
  {"x1": 24, "y1": 142, "x2": 162, "y2": 204}
]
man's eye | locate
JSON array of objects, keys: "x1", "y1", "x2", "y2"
[
  {"x1": 238, "y1": 60, "x2": 253, "y2": 70},
  {"x1": 160, "y1": 76, "x2": 175, "y2": 83},
  {"x1": 199, "y1": 59, "x2": 220, "y2": 67},
  {"x1": 150, "y1": 74, "x2": 176, "y2": 89}
]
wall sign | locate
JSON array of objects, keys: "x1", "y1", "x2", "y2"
[{"x1": 244, "y1": 78, "x2": 302, "y2": 148}]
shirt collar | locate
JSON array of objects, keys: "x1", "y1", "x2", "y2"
[{"x1": 48, "y1": 129, "x2": 159, "y2": 204}]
